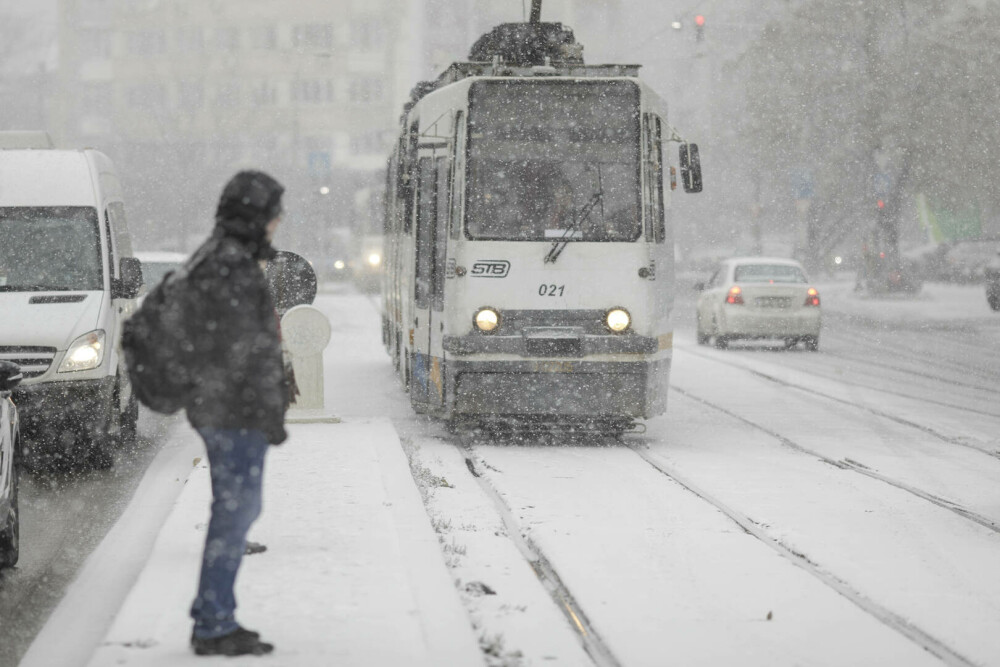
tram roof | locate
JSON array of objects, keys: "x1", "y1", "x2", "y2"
[{"x1": 435, "y1": 61, "x2": 642, "y2": 89}]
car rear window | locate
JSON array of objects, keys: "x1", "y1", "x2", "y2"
[{"x1": 734, "y1": 264, "x2": 807, "y2": 283}]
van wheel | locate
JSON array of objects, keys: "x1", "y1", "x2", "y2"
[
  {"x1": 120, "y1": 393, "x2": 139, "y2": 448},
  {"x1": 0, "y1": 450, "x2": 20, "y2": 568},
  {"x1": 804, "y1": 335, "x2": 820, "y2": 352}
]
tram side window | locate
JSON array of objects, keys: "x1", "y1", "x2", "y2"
[
  {"x1": 644, "y1": 115, "x2": 666, "y2": 244},
  {"x1": 450, "y1": 111, "x2": 465, "y2": 241},
  {"x1": 402, "y1": 120, "x2": 419, "y2": 234},
  {"x1": 434, "y1": 157, "x2": 451, "y2": 311},
  {"x1": 415, "y1": 157, "x2": 437, "y2": 309}
]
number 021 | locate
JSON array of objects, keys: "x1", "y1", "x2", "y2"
[{"x1": 538, "y1": 284, "x2": 565, "y2": 296}]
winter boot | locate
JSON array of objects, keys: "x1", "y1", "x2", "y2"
[{"x1": 191, "y1": 627, "x2": 272, "y2": 656}]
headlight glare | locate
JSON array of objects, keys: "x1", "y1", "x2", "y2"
[
  {"x1": 606, "y1": 308, "x2": 631, "y2": 333},
  {"x1": 474, "y1": 308, "x2": 500, "y2": 333},
  {"x1": 367, "y1": 253, "x2": 382, "y2": 267},
  {"x1": 59, "y1": 330, "x2": 106, "y2": 373}
]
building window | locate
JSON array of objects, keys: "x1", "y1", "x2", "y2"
[
  {"x1": 78, "y1": 29, "x2": 113, "y2": 59},
  {"x1": 350, "y1": 131, "x2": 384, "y2": 155},
  {"x1": 125, "y1": 83, "x2": 166, "y2": 110},
  {"x1": 214, "y1": 27, "x2": 241, "y2": 52},
  {"x1": 351, "y1": 18, "x2": 385, "y2": 52},
  {"x1": 292, "y1": 24, "x2": 334, "y2": 51},
  {"x1": 248, "y1": 25, "x2": 277, "y2": 50},
  {"x1": 349, "y1": 76, "x2": 384, "y2": 104},
  {"x1": 250, "y1": 81, "x2": 278, "y2": 106},
  {"x1": 175, "y1": 27, "x2": 205, "y2": 53},
  {"x1": 178, "y1": 81, "x2": 205, "y2": 109},
  {"x1": 125, "y1": 30, "x2": 167, "y2": 56},
  {"x1": 291, "y1": 79, "x2": 335, "y2": 104},
  {"x1": 213, "y1": 82, "x2": 241, "y2": 107},
  {"x1": 80, "y1": 82, "x2": 113, "y2": 113}
]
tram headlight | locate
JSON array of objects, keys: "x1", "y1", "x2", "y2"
[
  {"x1": 474, "y1": 307, "x2": 500, "y2": 333},
  {"x1": 605, "y1": 308, "x2": 631, "y2": 333}
]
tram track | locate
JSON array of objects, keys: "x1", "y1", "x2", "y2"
[
  {"x1": 820, "y1": 329, "x2": 1000, "y2": 398},
  {"x1": 626, "y1": 443, "x2": 977, "y2": 667},
  {"x1": 680, "y1": 346, "x2": 1000, "y2": 460},
  {"x1": 455, "y1": 434, "x2": 623, "y2": 667},
  {"x1": 452, "y1": 422, "x2": 983, "y2": 667},
  {"x1": 668, "y1": 385, "x2": 1000, "y2": 536}
]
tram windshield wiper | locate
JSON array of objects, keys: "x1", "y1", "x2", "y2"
[{"x1": 544, "y1": 164, "x2": 605, "y2": 264}]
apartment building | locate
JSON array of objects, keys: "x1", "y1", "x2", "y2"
[{"x1": 54, "y1": 0, "x2": 416, "y2": 252}]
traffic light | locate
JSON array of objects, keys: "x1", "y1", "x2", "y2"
[{"x1": 694, "y1": 14, "x2": 705, "y2": 41}]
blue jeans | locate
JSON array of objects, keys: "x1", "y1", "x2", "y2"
[{"x1": 190, "y1": 428, "x2": 268, "y2": 639}]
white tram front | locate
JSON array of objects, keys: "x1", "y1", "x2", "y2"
[{"x1": 381, "y1": 22, "x2": 702, "y2": 430}]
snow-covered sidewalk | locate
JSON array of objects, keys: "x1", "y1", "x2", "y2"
[{"x1": 21, "y1": 418, "x2": 482, "y2": 667}]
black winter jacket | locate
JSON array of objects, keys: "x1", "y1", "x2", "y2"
[{"x1": 182, "y1": 232, "x2": 288, "y2": 444}]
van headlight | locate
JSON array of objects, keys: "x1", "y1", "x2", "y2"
[
  {"x1": 474, "y1": 307, "x2": 500, "y2": 333},
  {"x1": 59, "y1": 330, "x2": 106, "y2": 372},
  {"x1": 606, "y1": 308, "x2": 631, "y2": 333}
]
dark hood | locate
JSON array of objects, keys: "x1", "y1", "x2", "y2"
[{"x1": 214, "y1": 170, "x2": 284, "y2": 260}]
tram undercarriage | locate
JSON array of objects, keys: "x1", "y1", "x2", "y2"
[{"x1": 413, "y1": 355, "x2": 669, "y2": 434}]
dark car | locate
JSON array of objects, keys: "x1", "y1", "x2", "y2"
[
  {"x1": 923, "y1": 238, "x2": 1000, "y2": 284},
  {"x1": 986, "y1": 251, "x2": 1000, "y2": 311},
  {"x1": 0, "y1": 360, "x2": 22, "y2": 568}
]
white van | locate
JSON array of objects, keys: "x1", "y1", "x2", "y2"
[{"x1": 0, "y1": 134, "x2": 143, "y2": 468}]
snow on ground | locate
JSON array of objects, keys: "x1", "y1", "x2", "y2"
[
  {"x1": 24, "y1": 283, "x2": 1000, "y2": 666},
  {"x1": 818, "y1": 279, "x2": 998, "y2": 325}
]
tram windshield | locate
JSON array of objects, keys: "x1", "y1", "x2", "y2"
[{"x1": 466, "y1": 80, "x2": 641, "y2": 242}]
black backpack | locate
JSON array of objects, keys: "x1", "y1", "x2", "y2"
[{"x1": 121, "y1": 257, "x2": 201, "y2": 414}]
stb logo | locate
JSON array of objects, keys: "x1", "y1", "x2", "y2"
[{"x1": 470, "y1": 260, "x2": 510, "y2": 278}]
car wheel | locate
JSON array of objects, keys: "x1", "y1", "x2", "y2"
[
  {"x1": 696, "y1": 316, "x2": 710, "y2": 345},
  {"x1": 0, "y1": 449, "x2": 20, "y2": 569},
  {"x1": 804, "y1": 335, "x2": 820, "y2": 352},
  {"x1": 988, "y1": 292, "x2": 1000, "y2": 312},
  {"x1": 120, "y1": 393, "x2": 139, "y2": 448},
  {"x1": 714, "y1": 335, "x2": 729, "y2": 350}
]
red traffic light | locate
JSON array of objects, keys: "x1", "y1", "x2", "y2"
[
  {"x1": 695, "y1": 14, "x2": 706, "y2": 27},
  {"x1": 877, "y1": 199, "x2": 885, "y2": 209}
]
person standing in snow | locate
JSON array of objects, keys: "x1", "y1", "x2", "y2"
[{"x1": 184, "y1": 170, "x2": 289, "y2": 657}]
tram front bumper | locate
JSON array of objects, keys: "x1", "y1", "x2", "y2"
[{"x1": 447, "y1": 359, "x2": 666, "y2": 419}]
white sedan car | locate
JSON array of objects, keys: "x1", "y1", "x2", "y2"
[{"x1": 696, "y1": 257, "x2": 821, "y2": 350}]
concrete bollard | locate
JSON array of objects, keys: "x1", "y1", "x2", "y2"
[{"x1": 281, "y1": 304, "x2": 340, "y2": 424}]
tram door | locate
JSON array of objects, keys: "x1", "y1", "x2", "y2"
[{"x1": 412, "y1": 156, "x2": 451, "y2": 407}]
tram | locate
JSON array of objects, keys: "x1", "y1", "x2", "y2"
[{"x1": 381, "y1": 8, "x2": 703, "y2": 430}]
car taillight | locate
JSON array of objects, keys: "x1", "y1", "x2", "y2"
[
  {"x1": 804, "y1": 287, "x2": 820, "y2": 307},
  {"x1": 726, "y1": 286, "x2": 744, "y2": 305}
]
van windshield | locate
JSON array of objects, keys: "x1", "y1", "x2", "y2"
[{"x1": 0, "y1": 207, "x2": 103, "y2": 291}]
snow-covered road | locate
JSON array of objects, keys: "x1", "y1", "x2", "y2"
[
  {"x1": 323, "y1": 278, "x2": 1000, "y2": 666},
  {"x1": 11, "y1": 279, "x2": 999, "y2": 667}
]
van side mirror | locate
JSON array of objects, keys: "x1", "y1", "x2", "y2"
[
  {"x1": 679, "y1": 143, "x2": 703, "y2": 193},
  {"x1": 0, "y1": 361, "x2": 22, "y2": 393},
  {"x1": 115, "y1": 257, "x2": 144, "y2": 299}
]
